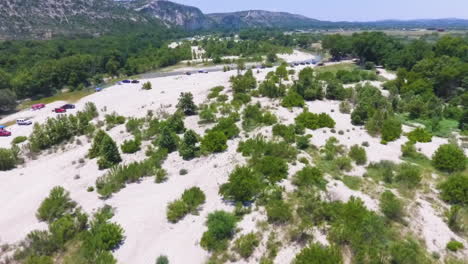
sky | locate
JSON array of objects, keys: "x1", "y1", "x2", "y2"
[{"x1": 172, "y1": 0, "x2": 468, "y2": 21}]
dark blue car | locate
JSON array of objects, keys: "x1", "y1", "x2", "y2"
[{"x1": 122, "y1": 80, "x2": 131, "y2": 83}]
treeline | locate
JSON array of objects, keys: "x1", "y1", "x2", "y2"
[{"x1": 0, "y1": 32, "x2": 191, "y2": 112}]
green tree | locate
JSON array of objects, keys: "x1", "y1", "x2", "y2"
[
  {"x1": 158, "y1": 126, "x2": 179, "y2": 153},
  {"x1": 381, "y1": 117, "x2": 402, "y2": 142},
  {"x1": 0, "y1": 89, "x2": 17, "y2": 113},
  {"x1": 179, "y1": 130, "x2": 199, "y2": 160},
  {"x1": 432, "y1": 144, "x2": 466, "y2": 172},
  {"x1": 219, "y1": 166, "x2": 263, "y2": 203},
  {"x1": 98, "y1": 134, "x2": 122, "y2": 170},
  {"x1": 177, "y1": 92, "x2": 197, "y2": 116}
]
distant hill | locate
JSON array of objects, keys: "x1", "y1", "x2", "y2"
[
  {"x1": 0, "y1": 0, "x2": 162, "y2": 39},
  {"x1": 1, "y1": 0, "x2": 468, "y2": 39}
]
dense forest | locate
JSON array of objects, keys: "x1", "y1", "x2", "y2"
[
  {"x1": 0, "y1": 30, "x2": 191, "y2": 109},
  {"x1": 322, "y1": 33, "x2": 468, "y2": 132}
]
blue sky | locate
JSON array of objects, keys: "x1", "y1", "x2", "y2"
[{"x1": 173, "y1": 0, "x2": 468, "y2": 21}]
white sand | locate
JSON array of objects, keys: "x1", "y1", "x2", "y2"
[{"x1": 1, "y1": 53, "x2": 464, "y2": 263}]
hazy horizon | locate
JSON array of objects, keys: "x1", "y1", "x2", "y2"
[{"x1": 172, "y1": 0, "x2": 468, "y2": 22}]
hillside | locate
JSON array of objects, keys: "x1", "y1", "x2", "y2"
[{"x1": 0, "y1": 0, "x2": 159, "y2": 39}]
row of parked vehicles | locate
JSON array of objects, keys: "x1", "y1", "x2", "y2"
[
  {"x1": 120, "y1": 80, "x2": 140, "y2": 84},
  {"x1": 0, "y1": 103, "x2": 77, "y2": 137}
]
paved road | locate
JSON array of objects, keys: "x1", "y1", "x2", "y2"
[{"x1": 139, "y1": 55, "x2": 322, "y2": 79}]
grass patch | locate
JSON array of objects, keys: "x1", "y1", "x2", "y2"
[
  {"x1": 342, "y1": 175, "x2": 362, "y2": 190},
  {"x1": 397, "y1": 113, "x2": 459, "y2": 138},
  {"x1": 315, "y1": 62, "x2": 357, "y2": 74},
  {"x1": 0, "y1": 120, "x2": 16, "y2": 127},
  {"x1": 18, "y1": 90, "x2": 93, "y2": 110}
]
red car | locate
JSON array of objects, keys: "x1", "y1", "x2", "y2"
[
  {"x1": 0, "y1": 130, "x2": 11, "y2": 137},
  {"x1": 53, "y1": 108, "x2": 66, "y2": 113},
  {"x1": 32, "y1": 103, "x2": 46, "y2": 110}
]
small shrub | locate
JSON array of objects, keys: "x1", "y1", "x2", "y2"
[
  {"x1": 439, "y1": 174, "x2": 468, "y2": 205},
  {"x1": 166, "y1": 199, "x2": 188, "y2": 223},
  {"x1": 266, "y1": 199, "x2": 292, "y2": 224},
  {"x1": 179, "y1": 169, "x2": 188, "y2": 175},
  {"x1": 121, "y1": 138, "x2": 141, "y2": 154},
  {"x1": 293, "y1": 243, "x2": 342, "y2": 264},
  {"x1": 446, "y1": 241, "x2": 464, "y2": 252},
  {"x1": 339, "y1": 101, "x2": 352, "y2": 114},
  {"x1": 362, "y1": 141, "x2": 370, "y2": 147},
  {"x1": 142, "y1": 82, "x2": 152, "y2": 90},
  {"x1": 219, "y1": 166, "x2": 263, "y2": 203},
  {"x1": 272, "y1": 124, "x2": 296, "y2": 143},
  {"x1": 200, "y1": 211, "x2": 237, "y2": 252},
  {"x1": 295, "y1": 111, "x2": 335, "y2": 130},
  {"x1": 253, "y1": 156, "x2": 288, "y2": 183},
  {"x1": 155, "y1": 255, "x2": 169, "y2": 264},
  {"x1": 407, "y1": 128, "x2": 432, "y2": 143},
  {"x1": 12, "y1": 136, "x2": 27, "y2": 144},
  {"x1": 282, "y1": 91, "x2": 305, "y2": 108},
  {"x1": 36, "y1": 186, "x2": 77, "y2": 223},
  {"x1": 432, "y1": 144, "x2": 466, "y2": 172},
  {"x1": 296, "y1": 136, "x2": 310, "y2": 150},
  {"x1": 154, "y1": 168, "x2": 168, "y2": 183},
  {"x1": 234, "y1": 233, "x2": 260, "y2": 258},
  {"x1": 380, "y1": 191, "x2": 403, "y2": 220},
  {"x1": 395, "y1": 163, "x2": 422, "y2": 188},
  {"x1": 349, "y1": 145, "x2": 367, "y2": 165},
  {"x1": 87, "y1": 186, "x2": 94, "y2": 192},
  {"x1": 0, "y1": 146, "x2": 20, "y2": 171},
  {"x1": 201, "y1": 130, "x2": 227, "y2": 154},
  {"x1": 293, "y1": 167, "x2": 326, "y2": 190}
]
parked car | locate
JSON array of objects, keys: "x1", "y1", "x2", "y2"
[
  {"x1": 16, "y1": 119, "x2": 32, "y2": 125},
  {"x1": 0, "y1": 130, "x2": 11, "y2": 137},
  {"x1": 61, "y1": 104, "x2": 75, "y2": 109},
  {"x1": 31, "y1": 104, "x2": 46, "y2": 110},
  {"x1": 122, "y1": 80, "x2": 131, "y2": 83},
  {"x1": 185, "y1": 72, "x2": 192, "y2": 75},
  {"x1": 95, "y1": 87, "x2": 102, "y2": 92},
  {"x1": 131, "y1": 80, "x2": 140, "y2": 84},
  {"x1": 53, "y1": 108, "x2": 66, "y2": 113}
]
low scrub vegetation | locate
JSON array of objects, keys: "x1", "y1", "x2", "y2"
[
  {"x1": 167, "y1": 187, "x2": 206, "y2": 223},
  {"x1": 200, "y1": 211, "x2": 237, "y2": 252}
]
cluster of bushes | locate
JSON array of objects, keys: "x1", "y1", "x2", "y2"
[
  {"x1": 96, "y1": 148, "x2": 168, "y2": 198},
  {"x1": 238, "y1": 136, "x2": 297, "y2": 162},
  {"x1": 15, "y1": 187, "x2": 124, "y2": 263},
  {"x1": 167, "y1": 187, "x2": 206, "y2": 223},
  {"x1": 259, "y1": 79, "x2": 286, "y2": 98},
  {"x1": 88, "y1": 130, "x2": 122, "y2": 170},
  {"x1": 230, "y1": 70, "x2": 256, "y2": 104},
  {"x1": 242, "y1": 103, "x2": 277, "y2": 131},
  {"x1": 219, "y1": 166, "x2": 263, "y2": 203},
  {"x1": 365, "y1": 161, "x2": 422, "y2": 189},
  {"x1": 154, "y1": 113, "x2": 185, "y2": 153},
  {"x1": 121, "y1": 138, "x2": 141, "y2": 154},
  {"x1": 281, "y1": 91, "x2": 305, "y2": 108},
  {"x1": 0, "y1": 145, "x2": 21, "y2": 171},
  {"x1": 29, "y1": 102, "x2": 98, "y2": 152},
  {"x1": 200, "y1": 211, "x2": 238, "y2": 252},
  {"x1": 379, "y1": 190, "x2": 404, "y2": 221},
  {"x1": 208, "y1": 86, "x2": 225, "y2": 99},
  {"x1": 295, "y1": 111, "x2": 335, "y2": 130},
  {"x1": 272, "y1": 124, "x2": 296, "y2": 143},
  {"x1": 199, "y1": 115, "x2": 240, "y2": 155},
  {"x1": 105, "y1": 112, "x2": 126, "y2": 130}
]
